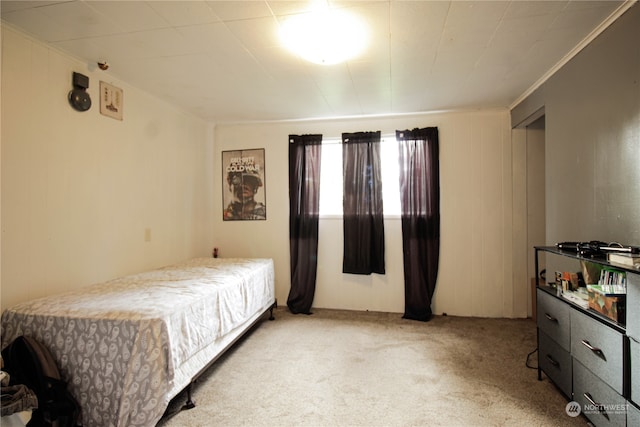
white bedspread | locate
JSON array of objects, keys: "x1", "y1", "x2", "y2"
[{"x1": 1, "y1": 257, "x2": 275, "y2": 427}]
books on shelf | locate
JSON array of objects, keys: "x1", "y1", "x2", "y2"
[
  {"x1": 598, "y1": 267, "x2": 626, "y2": 290},
  {"x1": 588, "y1": 284, "x2": 626, "y2": 296},
  {"x1": 607, "y1": 252, "x2": 640, "y2": 268}
]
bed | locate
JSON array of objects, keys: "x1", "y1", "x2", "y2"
[{"x1": 0, "y1": 257, "x2": 276, "y2": 427}]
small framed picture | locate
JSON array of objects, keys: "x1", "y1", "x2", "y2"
[
  {"x1": 222, "y1": 148, "x2": 267, "y2": 221},
  {"x1": 100, "y1": 81, "x2": 123, "y2": 120}
]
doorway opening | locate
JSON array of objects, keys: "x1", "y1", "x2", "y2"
[{"x1": 513, "y1": 108, "x2": 545, "y2": 318}]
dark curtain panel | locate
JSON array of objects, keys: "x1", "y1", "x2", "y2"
[
  {"x1": 287, "y1": 134, "x2": 323, "y2": 314},
  {"x1": 396, "y1": 127, "x2": 440, "y2": 321},
  {"x1": 342, "y1": 131, "x2": 385, "y2": 275}
]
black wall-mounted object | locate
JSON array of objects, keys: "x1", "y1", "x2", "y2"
[{"x1": 68, "y1": 72, "x2": 91, "y2": 112}]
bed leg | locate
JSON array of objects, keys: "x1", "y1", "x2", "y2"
[
  {"x1": 183, "y1": 382, "x2": 196, "y2": 410},
  {"x1": 269, "y1": 300, "x2": 277, "y2": 321}
]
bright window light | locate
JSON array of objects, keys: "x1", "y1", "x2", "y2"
[
  {"x1": 319, "y1": 138, "x2": 401, "y2": 216},
  {"x1": 380, "y1": 138, "x2": 401, "y2": 216},
  {"x1": 279, "y1": 4, "x2": 368, "y2": 65},
  {"x1": 319, "y1": 140, "x2": 343, "y2": 215}
]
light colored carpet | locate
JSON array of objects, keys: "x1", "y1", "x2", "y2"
[{"x1": 158, "y1": 308, "x2": 587, "y2": 427}]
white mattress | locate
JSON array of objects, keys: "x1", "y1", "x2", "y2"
[{"x1": 1, "y1": 257, "x2": 275, "y2": 427}]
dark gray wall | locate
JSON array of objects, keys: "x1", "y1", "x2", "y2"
[{"x1": 511, "y1": 3, "x2": 640, "y2": 246}]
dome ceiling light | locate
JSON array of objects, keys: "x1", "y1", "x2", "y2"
[{"x1": 279, "y1": 1, "x2": 369, "y2": 66}]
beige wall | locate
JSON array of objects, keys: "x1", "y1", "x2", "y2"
[
  {"x1": 2, "y1": 24, "x2": 526, "y2": 318},
  {"x1": 214, "y1": 110, "x2": 526, "y2": 317},
  {"x1": 1, "y1": 26, "x2": 215, "y2": 310}
]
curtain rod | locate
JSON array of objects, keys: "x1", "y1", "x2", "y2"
[{"x1": 321, "y1": 133, "x2": 396, "y2": 143}]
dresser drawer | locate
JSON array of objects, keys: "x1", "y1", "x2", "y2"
[
  {"x1": 573, "y1": 360, "x2": 626, "y2": 426},
  {"x1": 630, "y1": 337, "x2": 640, "y2": 405},
  {"x1": 537, "y1": 289, "x2": 570, "y2": 350},
  {"x1": 538, "y1": 330, "x2": 572, "y2": 397},
  {"x1": 628, "y1": 401, "x2": 640, "y2": 427},
  {"x1": 626, "y1": 273, "x2": 640, "y2": 340},
  {"x1": 571, "y1": 309, "x2": 624, "y2": 394}
]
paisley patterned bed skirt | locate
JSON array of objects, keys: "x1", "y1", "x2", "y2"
[{"x1": 1, "y1": 257, "x2": 275, "y2": 427}]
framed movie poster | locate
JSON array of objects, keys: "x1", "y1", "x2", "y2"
[{"x1": 222, "y1": 148, "x2": 267, "y2": 221}]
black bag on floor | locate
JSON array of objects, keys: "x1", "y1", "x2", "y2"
[{"x1": 1, "y1": 335, "x2": 81, "y2": 427}]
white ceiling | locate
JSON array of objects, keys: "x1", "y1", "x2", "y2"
[{"x1": 0, "y1": 0, "x2": 632, "y2": 123}]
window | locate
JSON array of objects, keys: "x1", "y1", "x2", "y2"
[{"x1": 319, "y1": 136, "x2": 401, "y2": 216}]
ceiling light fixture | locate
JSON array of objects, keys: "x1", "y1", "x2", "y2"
[{"x1": 279, "y1": 2, "x2": 368, "y2": 66}]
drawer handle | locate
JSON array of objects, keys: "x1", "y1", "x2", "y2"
[
  {"x1": 581, "y1": 340, "x2": 607, "y2": 361},
  {"x1": 583, "y1": 392, "x2": 610, "y2": 421},
  {"x1": 545, "y1": 354, "x2": 559, "y2": 367},
  {"x1": 544, "y1": 313, "x2": 558, "y2": 322}
]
